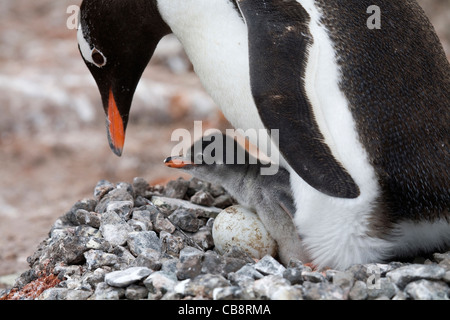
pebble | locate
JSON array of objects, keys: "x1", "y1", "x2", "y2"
[
  {"x1": 3, "y1": 177, "x2": 450, "y2": 301},
  {"x1": 105, "y1": 267, "x2": 153, "y2": 288}
]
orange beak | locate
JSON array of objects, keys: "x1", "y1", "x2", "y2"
[
  {"x1": 107, "y1": 89, "x2": 125, "y2": 156},
  {"x1": 164, "y1": 157, "x2": 195, "y2": 168}
]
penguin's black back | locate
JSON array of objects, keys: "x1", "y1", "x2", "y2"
[{"x1": 317, "y1": 0, "x2": 450, "y2": 222}]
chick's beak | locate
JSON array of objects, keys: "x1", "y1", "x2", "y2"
[{"x1": 164, "y1": 156, "x2": 195, "y2": 168}]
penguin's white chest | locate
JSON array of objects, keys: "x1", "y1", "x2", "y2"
[{"x1": 157, "y1": 0, "x2": 265, "y2": 137}]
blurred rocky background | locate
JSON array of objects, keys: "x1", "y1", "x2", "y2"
[{"x1": 0, "y1": 0, "x2": 449, "y2": 283}]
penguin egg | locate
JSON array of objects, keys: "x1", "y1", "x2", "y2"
[{"x1": 212, "y1": 205, "x2": 277, "y2": 259}]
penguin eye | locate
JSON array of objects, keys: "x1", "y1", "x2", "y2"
[{"x1": 91, "y1": 48, "x2": 107, "y2": 68}]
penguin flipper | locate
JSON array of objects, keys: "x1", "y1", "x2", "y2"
[{"x1": 237, "y1": 0, "x2": 360, "y2": 198}]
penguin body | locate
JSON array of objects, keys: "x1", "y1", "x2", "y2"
[
  {"x1": 78, "y1": 0, "x2": 450, "y2": 269},
  {"x1": 164, "y1": 133, "x2": 307, "y2": 265}
]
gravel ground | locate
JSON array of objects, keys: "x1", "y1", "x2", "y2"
[
  {"x1": 1, "y1": 177, "x2": 449, "y2": 301},
  {"x1": 0, "y1": 0, "x2": 449, "y2": 301}
]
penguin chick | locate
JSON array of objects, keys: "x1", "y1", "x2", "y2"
[{"x1": 164, "y1": 132, "x2": 308, "y2": 265}]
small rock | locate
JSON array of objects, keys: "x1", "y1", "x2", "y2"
[
  {"x1": 92, "y1": 282, "x2": 125, "y2": 300},
  {"x1": 128, "y1": 219, "x2": 148, "y2": 232},
  {"x1": 93, "y1": 180, "x2": 115, "y2": 200},
  {"x1": 366, "y1": 278, "x2": 398, "y2": 300},
  {"x1": 132, "y1": 177, "x2": 150, "y2": 197},
  {"x1": 125, "y1": 284, "x2": 148, "y2": 300},
  {"x1": 212, "y1": 194, "x2": 234, "y2": 209},
  {"x1": 213, "y1": 286, "x2": 245, "y2": 300},
  {"x1": 99, "y1": 211, "x2": 133, "y2": 247},
  {"x1": 254, "y1": 255, "x2": 286, "y2": 276},
  {"x1": 153, "y1": 212, "x2": 176, "y2": 234},
  {"x1": 404, "y1": 280, "x2": 450, "y2": 300},
  {"x1": 169, "y1": 209, "x2": 200, "y2": 233},
  {"x1": 349, "y1": 280, "x2": 368, "y2": 300},
  {"x1": 176, "y1": 246, "x2": 205, "y2": 280},
  {"x1": 386, "y1": 264, "x2": 446, "y2": 288},
  {"x1": 164, "y1": 178, "x2": 190, "y2": 199},
  {"x1": 75, "y1": 209, "x2": 101, "y2": 229},
  {"x1": 144, "y1": 271, "x2": 178, "y2": 295},
  {"x1": 152, "y1": 196, "x2": 221, "y2": 219},
  {"x1": 38, "y1": 288, "x2": 69, "y2": 300},
  {"x1": 160, "y1": 231, "x2": 185, "y2": 257},
  {"x1": 84, "y1": 250, "x2": 118, "y2": 270},
  {"x1": 95, "y1": 187, "x2": 134, "y2": 213},
  {"x1": 302, "y1": 282, "x2": 345, "y2": 300},
  {"x1": 130, "y1": 249, "x2": 162, "y2": 270},
  {"x1": 184, "y1": 274, "x2": 230, "y2": 299},
  {"x1": 190, "y1": 190, "x2": 215, "y2": 206},
  {"x1": 228, "y1": 265, "x2": 264, "y2": 285},
  {"x1": 201, "y1": 250, "x2": 223, "y2": 275},
  {"x1": 105, "y1": 267, "x2": 153, "y2": 288},
  {"x1": 191, "y1": 227, "x2": 214, "y2": 250},
  {"x1": 283, "y1": 267, "x2": 304, "y2": 285},
  {"x1": 252, "y1": 275, "x2": 291, "y2": 300},
  {"x1": 127, "y1": 231, "x2": 162, "y2": 256}
]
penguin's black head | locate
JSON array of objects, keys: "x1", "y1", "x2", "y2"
[
  {"x1": 164, "y1": 133, "x2": 257, "y2": 180},
  {"x1": 78, "y1": 0, "x2": 171, "y2": 156}
]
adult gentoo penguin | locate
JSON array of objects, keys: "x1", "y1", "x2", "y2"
[
  {"x1": 78, "y1": 0, "x2": 450, "y2": 269},
  {"x1": 164, "y1": 132, "x2": 306, "y2": 265}
]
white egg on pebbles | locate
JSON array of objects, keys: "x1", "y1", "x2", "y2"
[{"x1": 212, "y1": 205, "x2": 277, "y2": 259}]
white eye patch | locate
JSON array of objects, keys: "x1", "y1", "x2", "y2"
[{"x1": 77, "y1": 25, "x2": 107, "y2": 68}]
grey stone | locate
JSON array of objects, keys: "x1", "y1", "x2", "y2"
[
  {"x1": 84, "y1": 250, "x2": 118, "y2": 270},
  {"x1": 106, "y1": 200, "x2": 134, "y2": 220},
  {"x1": 404, "y1": 280, "x2": 450, "y2": 300},
  {"x1": 75, "y1": 209, "x2": 101, "y2": 228},
  {"x1": 213, "y1": 286, "x2": 246, "y2": 300},
  {"x1": 252, "y1": 275, "x2": 291, "y2": 300},
  {"x1": 386, "y1": 264, "x2": 446, "y2": 288},
  {"x1": 125, "y1": 284, "x2": 148, "y2": 300},
  {"x1": 152, "y1": 196, "x2": 221, "y2": 219},
  {"x1": 100, "y1": 211, "x2": 133, "y2": 246},
  {"x1": 169, "y1": 209, "x2": 200, "y2": 232},
  {"x1": 302, "y1": 282, "x2": 345, "y2": 300},
  {"x1": 164, "y1": 178, "x2": 190, "y2": 199},
  {"x1": 130, "y1": 248, "x2": 162, "y2": 270},
  {"x1": 92, "y1": 282, "x2": 125, "y2": 300},
  {"x1": 132, "y1": 177, "x2": 150, "y2": 197},
  {"x1": 176, "y1": 246, "x2": 205, "y2": 280},
  {"x1": 65, "y1": 289, "x2": 93, "y2": 300},
  {"x1": 212, "y1": 194, "x2": 234, "y2": 209},
  {"x1": 38, "y1": 288, "x2": 69, "y2": 300},
  {"x1": 144, "y1": 271, "x2": 178, "y2": 295},
  {"x1": 184, "y1": 274, "x2": 230, "y2": 299},
  {"x1": 153, "y1": 212, "x2": 176, "y2": 234},
  {"x1": 127, "y1": 231, "x2": 162, "y2": 256},
  {"x1": 366, "y1": 278, "x2": 398, "y2": 300},
  {"x1": 302, "y1": 271, "x2": 326, "y2": 283},
  {"x1": 228, "y1": 265, "x2": 264, "y2": 285},
  {"x1": 95, "y1": 186, "x2": 134, "y2": 213},
  {"x1": 81, "y1": 268, "x2": 108, "y2": 289},
  {"x1": 201, "y1": 250, "x2": 224, "y2": 275},
  {"x1": 160, "y1": 231, "x2": 185, "y2": 257},
  {"x1": 191, "y1": 227, "x2": 214, "y2": 251},
  {"x1": 93, "y1": 180, "x2": 115, "y2": 200},
  {"x1": 349, "y1": 280, "x2": 368, "y2": 300},
  {"x1": 105, "y1": 267, "x2": 153, "y2": 288},
  {"x1": 283, "y1": 267, "x2": 304, "y2": 285},
  {"x1": 254, "y1": 255, "x2": 286, "y2": 276},
  {"x1": 128, "y1": 219, "x2": 149, "y2": 232},
  {"x1": 190, "y1": 190, "x2": 215, "y2": 207}
]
